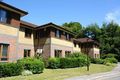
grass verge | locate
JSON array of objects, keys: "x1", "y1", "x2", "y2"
[{"x1": 0, "y1": 64, "x2": 116, "y2": 80}]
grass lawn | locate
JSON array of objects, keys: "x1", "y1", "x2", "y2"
[{"x1": 0, "y1": 64, "x2": 116, "y2": 80}]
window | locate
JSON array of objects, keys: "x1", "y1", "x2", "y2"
[
  {"x1": 25, "y1": 28, "x2": 32, "y2": 38},
  {"x1": 74, "y1": 43, "x2": 76, "y2": 47},
  {"x1": 55, "y1": 50, "x2": 62, "y2": 58},
  {"x1": 0, "y1": 44, "x2": 9, "y2": 61},
  {"x1": 55, "y1": 30, "x2": 60, "y2": 38},
  {"x1": 66, "y1": 34, "x2": 70, "y2": 40},
  {"x1": 24, "y1": 49, "x2": 31, "y2": 57},
  {"x1": 0, "y1": 9, "x2": 7, "y2": 23},
  {"x1": 65, "y1": 51, "x2": 71, "y2": 57}
]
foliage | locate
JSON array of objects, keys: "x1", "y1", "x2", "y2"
[
  {"x1": 63, "y1": 21, "x2": 120, "y2": 61},
  {"x1": 17, "y1": 58, "x2": 44, "y2": 74},
  {"x1": 104, "y1": 58, "x2": 118, "y2": 64},
  {"x1": 62, "y1": 22, "x2": 82, "y2": 37},
  {"x1": 47, "y1": 53, "x2": 89, "y2": 69},
  {"x1": 91, "y1": 58, "x2": 104, "y2": 64},
  {"x1": 104, "y1": 62, "x2": 112, "y2": 66},
  {"x1": 68, "y1": 52, "x2": 87, "y2": 58},
  {"x1": 48, "y1": 58, "x2": 60, "y2": 69},
  {"x1": 0, "y1": 63, "x2": 23, "y2": 77}
]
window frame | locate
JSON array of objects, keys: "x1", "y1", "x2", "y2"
[
  {"x1": 55, "y1": 30, "x2": 61, "y2": 38},
  {"x1": 0, "y1": 44, "x2": 9, "y2": 61},
  {"x1": 0, "y1": 9, "x2": 7, "y2": 23},
  {"x1": 24, "y1": 49, "x2": 31, "y2": 58},
  {"x1": 25, "y1": 28, "x2": 32, "y2": 38}
]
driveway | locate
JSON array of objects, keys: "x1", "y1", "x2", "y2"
[{"x1": 65, "y1": 63, "x2": 120, "y2": 80}]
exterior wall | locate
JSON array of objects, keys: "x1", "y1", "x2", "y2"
[
  {"x1": 18, "y1": 28, "x2": 34, "y2": 45},
  {"x1": 34, "y1": 38, "x2": 51, "y2": 59},
  {"x1": 0, "y1": 24, "x2": 19, "y2": 62},
  {"x1": 51, "y1": 37, "x2": 73, "y2": 47},
  {"x1": 73, "y1": 44, "x2": 81, "y2": 52},
  {"x1": 18, "y1": 43, "x2": 34, "y2": 59},
  {"x1": 93, "y1": 47, "x2": 100, "y2": 58},
  {"x1": 50, "y1": 37, "x2": 73, "y2": 57},
  {"x1": 0, "y1": 24, "x2": 18, "y2": 36}
]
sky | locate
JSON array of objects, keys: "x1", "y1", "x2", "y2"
[{"x1": 3, "y1": 0, "x2": 120, "y2": 26}]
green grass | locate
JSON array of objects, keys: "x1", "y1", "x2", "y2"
[{"x1": 0, "y1": 64, "x2": 116, "y2": 80}]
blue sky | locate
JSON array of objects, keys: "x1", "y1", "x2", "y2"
[{"x1": 3, "y1": 0, "x2": 120, "y2": 26}]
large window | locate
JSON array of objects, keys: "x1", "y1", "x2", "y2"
[
  {"x1": 0, "y1": 9, "x2": 7, "y2": 23},
  {"x1": 24, "y1": 49, "x2": 31, "y2": 57},
  {"x1": 25, "y1": 28, "x2": 32, "y2": 38},
  {"x1": 0, "y1": 44, "x2": 9, "y2": 61}
]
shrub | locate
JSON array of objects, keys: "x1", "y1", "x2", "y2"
[
  {"x1": 60, "y1": 58, "x2": 77, "y2": 68},
  {"x1": 48, "y1": 58, "x2": 60, "y2": 69},
  {"x1": 106, "y1": 54, "x2": 117, "y2": 58},
  {"x1": 91, "y1": 58, "x2": 104, "y2": 64},
  {"x1": 68, "y1": 52, "x2": 87, "y2": 58},
  {"x1": 17, "y1": 58, "x2": 44, "y2": 74},
  {"x1": 104, "y1": 58, "x2": 118, "y2": 64},
  {"x1": 21, "y1": 70, "x2": 33, "y2": 76},
  {"x1": 0, "y1": 63, "x2": 23, "y2": 77},
  {"x1": 60, "y1": 57, "x2": 88, "y2": 68},
  {"x1": 104, "y1": 62, "x2": 112, "y2": 66}
]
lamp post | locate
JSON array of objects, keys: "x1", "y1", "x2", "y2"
[{"x1": 86, "y1": 31, "x2": 92, "y2": 71}]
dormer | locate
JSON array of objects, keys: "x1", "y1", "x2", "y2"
[{"x1": 0, "y1": 1, "x2": 28, "y2": 27}]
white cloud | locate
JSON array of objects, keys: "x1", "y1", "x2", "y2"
[{"x1": 105, "y1": 9, "x2": 120, "y2": 25}]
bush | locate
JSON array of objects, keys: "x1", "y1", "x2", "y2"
[
  {"x1": 104, "y1": 58, "x2": 118, "y2": 64},
  {"x1": 17, "y1": 58, "x2": 44, "y2": 74},
  {"x1": 48, "y1": 58, "x2": 60, "y2": 69},
  {"x1": 68, "y1": 52, "x2": 87, "y2": 58},
  {"x1": 104, "y1": 62, "x2": 112, "y2": 66},
  {"x1": 0, "y1": 63, "x2": 23, "y2": 77},
  {"x1": 91, "y1": 58, "x2": 104, "y2": 64},
  {"x1": 60, "y1": 57, "x2": 88, "y2": 68}
]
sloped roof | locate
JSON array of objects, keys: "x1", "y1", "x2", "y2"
[
  {"x1": 20, "y1": 20, "x2": 38, "y2": 28},
  {"x1": 36, "y1": 22, "x2": 76, "y2": 35},
  {"x1": 0, "y1": 1, "x2": 28, "y2": 16}
]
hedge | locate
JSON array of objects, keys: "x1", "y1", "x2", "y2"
[
  {"x1": 17, "y1": 58, "x2": 44, "y2": 74},
  {"x1": 48, "y1": 58, "x2": 60, "y2": 69},
  {"x1": 48, "y1": 57, "x2": 89, "y2": 69},
  {"x1": 0, "y1": 63, "x2": 23, "y2": 77},
  {"x1": 104, "y1": 58, "x2": 118, "y2": 64},
  {"x1": 91, "y1": 58, "x2": 104, "y2": 64}
]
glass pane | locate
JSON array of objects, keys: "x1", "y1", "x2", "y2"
[
  {"x1": 2, "y1": 45, "x2": 8, "y2": 57},
  {"x1": 0, "y1": 9, "x2": 7, "y2": 22}
]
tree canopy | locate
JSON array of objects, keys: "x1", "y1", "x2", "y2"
[{"x1": 62, "y1": 21, "x2": 120, "y2": 61}]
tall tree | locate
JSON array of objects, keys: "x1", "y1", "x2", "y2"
[
  {"x1": 62, "y1": 22, "x2": 82, "y2": 35},
  {"x1": 85, "y1": 23, "x2": 101, "y2": 41}
]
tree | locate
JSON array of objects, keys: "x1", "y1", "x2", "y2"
[
  {"x1": 100, "y1": 22, "x2": 120, "y2": 61},
  {"x1": 62, "y1": 22, "x2": 82, "y2": 35},
  {"x1": 84, "y1": 23, "x2": 101, "y2": 41}
]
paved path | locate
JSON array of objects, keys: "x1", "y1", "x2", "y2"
[{"x1": 65, "y1": 63, "x2": 120, "y2": 80}]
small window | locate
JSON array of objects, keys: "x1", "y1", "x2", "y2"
[
  {"x1": 55, "y1": 50, "x2": 62, "y2": 58},
  {"x1": 0, "y1": 44, "x2": 9, "y2": 61},
  {"x1": 66, "y1": 34, "x2": 70, "y2": 40},
  {"x1": 24, "y1": 49, "x2": 31, "y2": 57},
  {"x1": 65, "y1": 51, "x2": 71, "y2": 57},
  {"x1": 25, "y1": 28, "x2": 32, "y2": 38},
  {"x1": 55, "y1": 30, "x2": 60, "y2": 38},
  {"x1": 0, "y1": 9, "x2": 7, "y2": 23}
]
